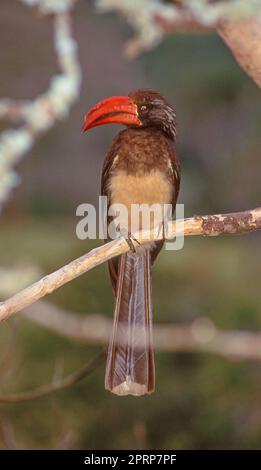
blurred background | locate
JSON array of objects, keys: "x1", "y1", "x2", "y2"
[{"x1": 0, "y1": 0, "x2": 260, "y2": 450}]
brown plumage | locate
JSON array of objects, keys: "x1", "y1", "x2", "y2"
[{"x1": 83, "y1": 89, "x2": 180, "y2": 396}]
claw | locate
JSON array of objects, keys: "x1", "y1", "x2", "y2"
[
  {"x1": 126, "y1": 232, "x2": 141, "y2": 253},
  {"x1": 115, "y1": 224, "x2": 141, "y2": 253}
]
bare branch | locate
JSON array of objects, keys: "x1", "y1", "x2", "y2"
[
  {"x1": 0, "y1": 350, "x2": 105, "y2": 403},
  {"x1": 0, "y1": 207, "x2": 260, "y2": 323},
  {"x1": 23, "y1": 301, "x2": 112, "y2": 343},
  {"x1": 97, "y1": 1, "x2": 260, "y2": 56},
  {"x1": 3, "y1": 308, "x2": 261, "y2": 403},
  {"x1": 2, "y1": 297, "x2": 261, "y2": 403},
  {"x1": 22, "y1": 302, "x2": 261, "y2": 362},
  {"x1": 0, "y1": 100, "x2": 29, "y2": 123},
  {"x1": 218, "y1": 16, "x2": 261, "y2": 89},
  {"x1": 0, "y1": 0, "x2": 81, "y2": 210},
  {"x1": 97, "y1": 1, "x2": 261, "y2": 88},
  {"x1": 155, "y1": 11, "x2": 215, "y2": 34}
]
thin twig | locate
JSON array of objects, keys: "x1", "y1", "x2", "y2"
[
  {"x1": 0, "y1": 350, "x2": 105, "y2": 403},
  {"x1": 0, "y1": 207, "x2": 260, "y2": 323}
]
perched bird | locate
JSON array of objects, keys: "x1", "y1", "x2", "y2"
[{"x1": 82, "y1": 89, "x2": 180, "y2": 396}]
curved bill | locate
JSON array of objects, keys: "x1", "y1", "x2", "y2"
[{"x1": 81, "y1": 95, "x2": 141, "y2": 132}]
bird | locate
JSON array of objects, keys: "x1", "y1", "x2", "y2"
[{"x1": 82, "y1": 89, "x2": 180, "y2": 396}]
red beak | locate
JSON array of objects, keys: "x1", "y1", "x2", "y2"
[{"x1": 81, "y1": 95, "x2": 141, "y2": 132}]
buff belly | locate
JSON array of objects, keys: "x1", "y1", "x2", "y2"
[{"x1": 108, "y1": 169, "x2": 172, "y2": 244}]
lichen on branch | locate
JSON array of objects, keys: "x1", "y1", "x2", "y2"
[
  {"x1": 0, "y1": 0, "x2": 81, "y2": 211},
  {"x1": 0, "y1": 207, "x2": 260, "y2": 323}
]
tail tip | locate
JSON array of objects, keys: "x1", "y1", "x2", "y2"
[{"x1": 108, "y1": 377, "x2": 153, "y2": 396}]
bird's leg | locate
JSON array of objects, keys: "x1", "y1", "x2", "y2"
[
  {"x1": 156, "y1": 218, "x2": 166, "y2": 242},
  {"x1": 125, "y1": 236, "x2": 136, "y2": 253},
  {"x1": 126, "y1": 231, "x2": 141, "y2": 253},
  {"x1": 116, "y1": 224, "x2": 141, "y2": 253},
  {"x1": 162, "y1": 219, "x2": 166, "y2": 241}
]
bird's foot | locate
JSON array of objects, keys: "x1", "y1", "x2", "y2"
[
  {"x1": 116, "y1": 225, "x2": 141, "y2": 253},
  {"x1": 125, "y1": 232, "x2": 141, "y2": 254}
]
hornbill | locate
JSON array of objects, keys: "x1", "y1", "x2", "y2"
[{"x1": 82, "y1": 89, "x2": 180, "y2": 396}]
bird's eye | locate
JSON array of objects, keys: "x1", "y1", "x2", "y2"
[{"x1": 140, "y1": 105, "x2": 147, "y2": 112}]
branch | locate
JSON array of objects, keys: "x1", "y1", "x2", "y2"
[
  {"x1": 21, "y1": 302, "x2": 261, "y2": 362},
  {"x1": 0, "y1": 100, "x2": 29, "y2": 123},
  {"x1": 97, "y1": 1, "x2": 261, "y2": 88},
  {"x1": 3, "y1": 310, "x2": 261, "y2": 404},
  {"x1": 0, "y1": 0, "x2": 81, "y2": 210},
  {"x1": 97, "y1": 1, "x2": 260, "y2": 55},
  {"x1": 218, "y1": 16, "x2": 261, "y2": 89},
  {"x1": 158, "y1": 3, "x2": 261, "y2": 89},
  {"x1": 2, "y1": 295, "x2": 261, "y2": 403},
  {"x1": 0, "y1": 350, "x2": 105, "y2": 403},
  {"x1": 0, "y1": 207, "x2": 260, "y2": 323}
]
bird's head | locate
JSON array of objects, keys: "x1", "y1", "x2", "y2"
[{"x1": 82, "y1": 89, "x2": 176, "y2": 139}]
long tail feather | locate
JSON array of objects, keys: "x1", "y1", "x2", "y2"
[{"x1": 105, "y1": 250, "x2": 155, "y2": 396}]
